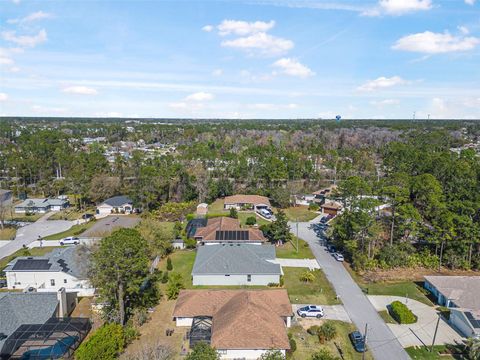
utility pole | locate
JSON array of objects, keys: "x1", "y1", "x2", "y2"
[
  {"x1": 430, "y1": 314, "x2": 441, "y2": 352},
  {"x1": 362, "y1": 323, "x2": 368, "y2": 360},
  {"x1": 296, "y1": 218, "x2": 299, "y2": 254}
]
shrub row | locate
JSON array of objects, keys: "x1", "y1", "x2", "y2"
[{"x1": 389, "y1": 301, "x2": 417, "y2": 324}]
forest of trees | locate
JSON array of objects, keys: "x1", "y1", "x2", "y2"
[{"x1": 0, "y1": 118, "x2": 479, "y2": 270}]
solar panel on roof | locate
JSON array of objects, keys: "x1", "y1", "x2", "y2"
[
  {"x1": 465, "y1": 312, "x2": 480, "y2": 329},
  {"x1": 12, "y1": 259, "x2": 51, "y2": 271},
  {"x1": 215, "y1": 230, "x2": 250, "y2": 241}
]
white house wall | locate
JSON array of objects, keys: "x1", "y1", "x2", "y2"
[
  {"x1": 192, "y1": 274, "x2": 280, "y2": 286},
  {"x1": 218, "y1": 349, "x2": 286, "y2": 359},
  {"x1": 450, "y1": 310, "x2": 478, "y2": 338},
  {"x1": 6, "y1": 271, "x2": 94, "y2": 296},
  {"x1": 176, "y1": 317, "x2": 194, "y2": 327}
]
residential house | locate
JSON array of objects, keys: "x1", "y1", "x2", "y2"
[
  {"x1": 424, "y1": 276, "x2": 480, "y2": 338},
  {"x1": 295, "y1": 194, "x2": 316, "y2": 206},
  {"x1": 192, "y1": 244, "x2": 281, "y2": 286},
  {"x1": 3, "y1": 247, "x2": 94, "y2": 296},
  {"x1": 224, "y1": 195, "x2": 271, "y2": 212},
  {"x1": 0, "y1": 290, "x2": 90, "y2": 359},
  {"x1": 321, "y1": 200, "x2": 342, "y2": 216},
  {"x1": 173, "y1": 289, "x2": 293, "y2": 359},
  {"x1": 14, "y1": 198, "x2": 69, "y2": 214},
  {"x1": 193, "y1": 217, "x2": 266, "y2": 245},
  {"x1": 96, "y1": 195, "x2": 134, "y2": 217},
  {"x1": 196, "y1": 203, "x2": 208, "y2": 216}
]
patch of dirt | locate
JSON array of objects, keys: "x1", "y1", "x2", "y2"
[
  {"x1": 360, "y1": 267, "x2": 479, "y2": 283},
  {"x1": 122, "y1": 300, "x2": 188, "y2": 360}
]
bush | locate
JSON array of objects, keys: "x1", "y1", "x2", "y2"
[
  {"x1": 229, "y1": 207, "x2": 238, "y2": 219},
  {"x1": 166, "y1": 257, "x2": 173, "y2": 271},
  {"x1": 309, "y1": 203, "x2": 320, "y2": 211},
  {"x1": 161, "y1": 271, "x2": 169, "y2": 284},
  {"x1": 311, "y1": 348, "x2": 340, "y2": 360},
  {"x1": 259, "y1": 350, "x2": 286, "y2": 359},
  {"x1": 75, "y1": 323, "x2": 125, "y2": 360},
  {"x1": 318, "y1": 322, "x2": 337, "y2": 343},
  {"x1": 166, "y1": 272, "x2": 185, "y2": 300},
  {"x1": 288, "y1": 333, "x2": 297, "y2": 353},
  {"x1": 389, "y1": 301, "x2": 417, "y2": 324},
  {"x1": 299, "y1": 270, "x2": 316, "y2": 283},
  {"x1": 268, "y1": 282, "x2": 280, "y2": 287},
  {"x1": 245, "y1": 216, "x2": 257, "y2": 225},
  {"x1": 186, "y1": 342, "x2": 220, "y2": 360},
  {"x1": 124, "y1": 324, "x2": 140, "y2": 344},
  {"x1": 307, "y1": 325, "x2": 321, "y2": 336}
]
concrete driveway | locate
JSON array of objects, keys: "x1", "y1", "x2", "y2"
[
  {"x1": 293, "y1": 304, "x2": 352, "y2": 324},
  {"x1": 81, "y1": 215, "x2": 140, "y2": 237},
  {"x1": 368, "y1": 295, "x2": 464, "y2": 347},
  {"x1": 0, "y1": 212, "x2": 74, "y2": 260},
  {"x1": 272, "y1": 258, "x2": 320, "y2": 270},
  {"x1": 289, "y1": 220, "x2": 410, "y2": 360}
]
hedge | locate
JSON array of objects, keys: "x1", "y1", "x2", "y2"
[{"x1": 389, "y1": 301, "x2": 417, "y2": 324}]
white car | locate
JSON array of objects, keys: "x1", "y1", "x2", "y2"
[
  {"x1": 60, "y1": 236, "x2": 80, "y2": 246},
  {"x1": 333, "y1": 252, "x2": 344, "y2": 262},
  {"x1": 297, "y1": 305, "x2": 324, "y2": 318}
]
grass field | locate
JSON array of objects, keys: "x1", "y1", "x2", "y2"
[
  {"x1": 48, "y1": 208, "x2": 95, "y2": 221},
  {"x1": 284, "y1": 206, "x2": 318, "y2": 222},
  {"x1": 289, "y1": 321, "x2": 373, "y2": 360},
  {"x1": 406, "y1": 345, "x2": 457, "y2": 360},
  {"x1": 378, "y1": 310, "x2": 397, "y2": 324},
  {"x1": 0, "y1": 227, "x2": 16, "y2": 240},
  {"x1": 0, "y1": 246, "x2": 64, "y2": 274},
  {"x1": 283, "y1": 268, "x2": 340, "y2": 305},
  {"x1": 276, "y1": 238, "x2": 315, "y2": 259},
  {"x1": 43, "y1": 221, "x2": 96, "y2": 240},
  {"x1": 157, "y1": 250, "x2": 196, "y2": 288},
  {"x1": 361, "y1": 281, "x2": 433, "y2": 306},
  {"x1": 6, "y1": 212, "x2": 43, "y2": 222}
]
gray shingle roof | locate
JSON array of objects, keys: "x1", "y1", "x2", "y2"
[
  {"x1": 15, "y1": 198, "x2": 68, "y2": 208},
  {"x1": 192, "y1": 244, "x2": 281, "y2": 275},
  {"x1": 101, "y1": 195, "x2": 133, "y2": 207},
  {"x1": 3, "y1": 247, "x2": 88, "y2": 279},
  {"x1": 0, "y1": 292, "x2": 58, "y2": 351}
]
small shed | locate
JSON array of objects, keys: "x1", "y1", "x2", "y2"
[
  {"x1": 196, "y1": 203, "x2": 208, "y2": 216},
  {"x1": 172, "y1": 238, "x2": 185, "y2": 250}
]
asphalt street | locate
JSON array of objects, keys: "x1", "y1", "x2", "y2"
[{"x1": 289, "y1": 220, "x2": 410, "y2": 360}]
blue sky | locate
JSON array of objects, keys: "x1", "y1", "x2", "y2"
[{"x1": 0, "y1": 0, "x2": 479, "y2": 119}]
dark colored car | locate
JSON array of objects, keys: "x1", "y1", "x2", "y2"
[
  {"x1": 327, "y1": 244, "x2": 337, "y2": 253},
  {"x1": 82, "y1": 213, "x2": 94, "y2": 220},
  {"x1": 320, "y1": 217, "x2": 328, "y2": 224},
  {"x1": 349, "y1": 331, "x2": 366, "y2": 353},
  {"x1": 0, "y1": 279, "x2": 7, "y2": 288}
]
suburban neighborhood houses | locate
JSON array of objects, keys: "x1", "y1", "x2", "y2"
[{"x1": 0, "y1": 117, "x2": 480, "y2": 360}]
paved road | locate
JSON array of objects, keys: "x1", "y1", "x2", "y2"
[
  {"x1": 290, "y1": 220, "x2": 410, "y2": 360},
  {"x1": 0, "y1": 213, "x2": 74, "y2": 260}
]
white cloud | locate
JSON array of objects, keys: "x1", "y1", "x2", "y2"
[
  {"x1": 62, "y1": 86, "x2": 98, "y2": 95},
  {"x1": 393, "y1": 31, "x2": 480, "y2": 53},
  {"x1": 202, "y1": 25, "x2": 214, "y2": 32},
  {"x1": 0, "y1": 93, "x2": 8, "y2": 102},
  {"x1": 247, "y1": 103, "x2": 298, "y2": 111},
  {"x1": 168, "y1": 102, "x2": 188, "y2": 109},
  {"x1": 458, "y1": 26, "x2": 470, "y2": 35},
  {"x1": 357, "y1": 76, "x2": 407, "y2": 91},
  {"x1": 0, "y1": 56, "x2": 14, "y2": 65},
  {"x1": 272, "y1": 58, "x2": 315, "y2": 78},
  {"x1": 8, "y1": 11, "x2": 53, "y2": 25},
  {"x1": 212, "y1": 69, "x2": 223, "y2": 77},
  {"x1": 465, "y1": 0, "x2": 475, "y2": 5},
  {"x1": 217, "y1": 20, "x2": 275, "y2": 36},
  {"x1": 185, "y1": 92, "x2": 214, "y2": 101},
  {"x1": 370, "y1": 99, "x2": 400, "y2": 106},
  {"x1": 32, "y1": 105, "x2": 67, "y2": 114},
  {"x1": 1, "y1": 29, "x2": 47, "y2": 48},
  {"x1": 12, "y1": 0, "x2": 21, "y2": 4},
  {"x1": 378, "y1": 0, "x2": 432, "y2": 15},
  {"x1": 222, "y1": 32, "x2": 294, "y2": 56}
]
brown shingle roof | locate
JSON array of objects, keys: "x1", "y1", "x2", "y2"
[
  {"x1": 173, "y1": 289, "x2": 292, "y2": 350},
  {"x1": 194, "y1": 217, "x2": 266, "y2": 242},
  {"x1": 224, "y1": 195, "x2": 271, "y2": 207}
]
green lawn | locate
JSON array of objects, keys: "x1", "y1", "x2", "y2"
[
  {"x1": 283, "y1": 268, "x2": 339, "y2": 305},
  {"x1": 0, "y1": 227, "x2": 16, "y2": 240},
  {"x1": 284, "y1": 206, "x2": 318, "y2": 222},
  {"x1": 48, "y1": 208, "x2": 95, "y2": 221},
  {"x1": 0, "y1": 246, "x2": 64, "y2": 275},
  {"x1": 378, "y1": 310, "x2": 397, "y2": 324},
  {"x1": 289, "y1": 321, "x2": 373, "y2": 360},
  {"x1": 43, "y1": 221, "x2": 96, "y2": 240},
  {"x1": 406, "y1": 345, "x2": 457, "y2": 360},
  {"x1": 276, "y1": 238, "x2": 315, "y2": 259},
  {"x1": 207, "y1": 199, "x2": 226, "y2": 213},
  {"x1": 157, "y1": 250, "x2": 196, "y2": 288},
  {"x1": 361, "y1": 281, "x2": 433, "y2": 306},
  {"x1": 6, "y1": 212, "x2": 43, "y2": 222}
]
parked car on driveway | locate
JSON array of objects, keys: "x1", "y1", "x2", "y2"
[
  {"x1": 0, "y1": 279, "x2": 7, "y2": 288},
  {"x1": 297, "y1": 305, "x2": 324, "y2": 318},
  {"x1": 258, "y1": 208, "x2": 272, "y2": 219},
  {"x1": 333, "y1": 252, "x2": 344, "y2": 261},
  {"x1": 60, "y1": 236, "x2": 80, "y2": 245},
  {"x1": 349, "y1": 331, "x2": 366, "y2": 352}
]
